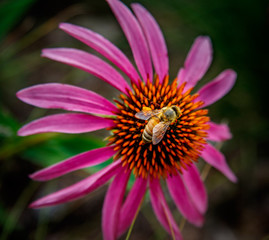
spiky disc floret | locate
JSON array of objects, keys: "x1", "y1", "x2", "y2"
[{"x1": 107, "y1": 76, "x2": 210, "y2": 179}]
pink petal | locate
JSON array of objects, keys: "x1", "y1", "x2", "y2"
[
  {"x1": 18, "y1": 113, "x2": 114, "y2": 136},
  {"x1": 30, "y1": 160, "x2": 122, "y2": 208},
  {"x1": 201, "y1": 143, "x2": 237, "y2": 182},
  {"x1": 30, "y1": 146, "x2": 116, "y2": 181},
  {"x1": 131, "y1": 3, "x2": 168, "y2": 83},
  {"x1": 17, "y1": 83, "x2": 117, "y2": 115},
  {"x1": 117, "y1": 177, "x2": 147, "y2": 237},
  {"x1": 42, "y1": 48, "x2": 130, "y2": 95},
  {"x1": 59, "y1": 23, "x2": 140, "y2": 85},
  {"x1": 102, "y1": 169, "x2": 131, "y2": 240},
  {"x1": 149, "y1": 178, "x2": 183, "y2": 240},
  {"x1": 181, "y1": 164, "x2": 208, "y2": 214},
  {"x1": 177, "y1": 36, "x2": 212, "y2": 91},
  {"x1": 196, "y1": 69, "x2": 236, "y2": 107},
  {"x1": 107, "y1": 0, "x2": 152, "y2": 82},
  {"x1": 167, "y1": 173, "x2": 204, "y2": 226},
  {"x1": 207, "y1": 122, "x2": 232, "y2": 142}
]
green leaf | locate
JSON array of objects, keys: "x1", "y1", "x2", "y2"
[
  {"x1": 0, "y1": 106, "x2": 20, "y2": 138},
  {"x1": 22, "y1": 133, "x2": 135, "y2": 190},
  {"x1": 22, "y1": 135, "x2": 104, "y2": 167}
]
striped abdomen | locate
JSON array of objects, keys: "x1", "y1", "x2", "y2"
[{"x1": 142, "y1": 116, "x2": 160, "y2": 143}]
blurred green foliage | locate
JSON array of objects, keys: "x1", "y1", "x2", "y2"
[
  {"x1": 0, "y1": 0, "x2": 268, "y2": 239},
  {"x1": 0, "y1": 0, "x2": 36, "y2": 41}
]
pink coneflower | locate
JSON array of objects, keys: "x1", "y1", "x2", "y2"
[{"x1": 17, "y1": 0, "x2": 237, "y2": 239}]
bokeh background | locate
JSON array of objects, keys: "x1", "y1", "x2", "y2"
[{"x1": 0, "y1": 0, "x2": 268, "y2": 239}]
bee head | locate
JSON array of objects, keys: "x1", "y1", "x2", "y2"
[
  {"x1": 163, "y1": 109, "x2": 173, "y2": 120},
  {"x1": 162, "y1": 106, "x2": 181, "y2": 122}
]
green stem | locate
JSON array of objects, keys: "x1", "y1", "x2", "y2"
[
  {"x1": 163, "y1": 203, "x2": 176, "y2": 240},
  {"x1": 179, "y1": 217, "x2": 186, "y2": 231},
  {"x1": 200, "y1": 163, "x2": 212, "y2": 181},
  {"x1": 125, "y1": 194, "x2": 146, "y2": 240}
]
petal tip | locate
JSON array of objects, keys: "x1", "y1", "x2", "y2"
[
  {"x1": 41, "y1": 48, "x2": 58, "y2": 57},
  {"x1": 28, "y1": 172, "x2": 44, "y2": 181},
  {"x1": 226, "y1": 69, "x2": 237, "y2": 81},
  {"x1": 41, "y1": 49, "x2": 50, "y2": 58},
  {"x1": 195, "y1": 217, "x2": 205, "y2": 227},
  {"x1": 59, "y1": 22, "x2": 77, "y2": 33},
  {"x1": 17, "y1": 128, "x2": 26, "y2": 136},
  {"x1": 59, "y1": 22, "x2": 69, "y2": 29},
  {"x1": 228, "y1": 172, "x2": 238, "y2": 183},
  {"x1": 28, "y1": 173, "x2": 35, "y2": 179},
  {"x1": 16, "y1": 90, "x2": 23, "y2": 100},
  {"x1": 29, "y1": 199, "x2": 43, "y2": 209},
  {"x1": 28, "y1": 203, "x2": 36, "y2": 209},
  {"x1": 197, "y1": 35, "x2": 211, "y2": 41},
  {"x1": 196, "y1": 35, "x2": 212, "y2": 48}
]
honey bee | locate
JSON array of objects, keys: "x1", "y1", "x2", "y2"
[{"x1": 135, "y1": 105, "x2": 182, "y2": 145}]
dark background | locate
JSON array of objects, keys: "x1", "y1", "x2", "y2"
[{"x1": 0, "y1": 0, "x2": 268, "y2": 239}]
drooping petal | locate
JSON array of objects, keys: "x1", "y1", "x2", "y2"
[
  {"x1": 17, "y1": 83, "x2": 117, "y2": 115},
  {"x1": 167, "y1": 173, "x2": 204, "y2": 227},
  {"x1": 177, "y1": 36, "x2": 212, "y2": 91},
  {"x1": 181, "y1": 164, "x2": 208, "y2": 214},
  {"x1": 42, "y1": 48, "x2": 130, "y2": 95},
  {"x1": 18, "y1": 113, "x2": 114, "y2": 136},
  {"x1": 207, "y1": 122, "x2": 232, "y2": 142},
  {"x1": 201, "y1": 143, "x2": 237, "y2": 182},
  {"x1": 149, "y1": 178, "x2": 183, "y2": 240},
  {"x1": 107, "y1": 0, "x2": 152, "y2": 82},
  {"x1": 195, "y1": 69, "x2": 236, "y2": 107},
  {"x1": 102, "y1": 169, "x2": 131, "y2": 240},
  {"x1": 30, "y1": 160, "x2": 122, "y2": 208},
  {"x1": 117, "y1": 177, "x2": 147, "y2": 237},
  {"x1": 30, "y1": 146, "x2": 116, "y2": 181},
  {"x1": 59, "y1": 23, "x2": 140, "y2": 85},
  {"x1": 132, "y1": 3, "x2": 168, "y2": 82}
]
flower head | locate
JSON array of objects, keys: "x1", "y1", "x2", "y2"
[{"x1": 17, "y1": 0, "x2": 237, "y2": 239}]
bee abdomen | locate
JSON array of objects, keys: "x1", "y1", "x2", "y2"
[
  {"x1": 142, "y1": 117, "x2": 159, "y2": 144},
  {"x1": 142, "y1": 127, "x2": 152, "y2": 143}
]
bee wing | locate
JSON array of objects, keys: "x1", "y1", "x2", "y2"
[
  {"x1": 135, "y1": 111, "x2": 153, "y2": 120},
  {"x1": 152, "y1": 121, "x2": 170, "y2": 145},
  {"x1": 135, "y1": 108, "x2": 161, "y2": 120}
]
